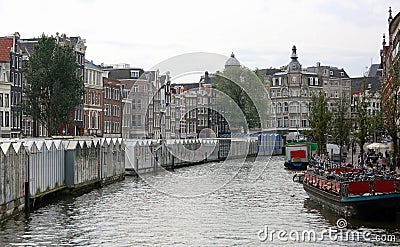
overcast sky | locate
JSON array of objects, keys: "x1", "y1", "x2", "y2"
[{"x1": 1, "y1": 0, "x2": 399, "y2": 79}]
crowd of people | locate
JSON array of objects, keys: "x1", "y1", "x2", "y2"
[{"x1": 309, "y1": 144, "x2": 400, "y2": 183}]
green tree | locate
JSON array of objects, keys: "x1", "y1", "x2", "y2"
[
  {"x1": 369, "y1": 95, "x2": 384, "y2": 142},
  {"x1": 331, "y1": 99, "x2": 351, "y2": 162},
  {"x1": 213, "y1": 66, "x2": 263, "y2": 130},
  {"x1": 354, "y1": 88, "x2": 369, "y2": 159},
  {"x1": 24, "y1": 34, "x2": 84, "y2": 136},
  {"x1": 306, "y1": 91, "x2": 332, "y2": 155}
]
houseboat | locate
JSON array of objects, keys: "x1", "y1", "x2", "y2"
[
  {"x1": 303, "y1": 167, "x2": 400, "y2": 218},
  {"x1": 284, "y1": 142, "x2": 317, "y2": 170}
]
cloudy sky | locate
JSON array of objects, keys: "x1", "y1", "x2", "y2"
[{"x1": 1, "y1": 0, "x2": 399, "y2": 78}]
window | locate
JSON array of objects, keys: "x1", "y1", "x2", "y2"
[
  {"x1": 284, "y1": 102, "x2": 288, "y2": 113},
  {"x1": 289, "y1": 102, "x2": 299, "y2": 113},
  {"x1": 301, "y1": 89, "x2": 307, "y2": 97},
  {"x1": 130, "y1": 70, "x2": 140, "y2": 78},
  {"x1": 284, "y1": 116, "x2": 288, "y2": 127},
  {"x1": 0, "y1": 111, "x2": 2, "y2": 127},
  {"x1": 133, "y1": 85, "x2": 139, "y2": 92},
  {"x1": 301, "y1": 102, "x2": 308, "y2": 113},
  {"x1": 0, "y1": 93, "x2": 3, "y2": 107},
  {"x1": 290, "y1": 117, "x2": 297, "y2": 128},
  {"x1": 330, "y1": 71, "x2": 333, "y2": 76},
  {"x1": 277, "y1": 102, "x2": 282, "y2": 114},
  {"x1": 309, "y1": 77, "x2": 314, "y2": 85},
  {"x1": 5, "y1": 94, "x2": 9, "y2": 107},
  {"x1": 302, "y1": 118, "x2": 307, "y2": 127},
  {"x1": 340, "y1": 72, "x2": 344, "y2": 77},
  {"x1": 5, "y1": 112, "x2": 9, "y2": 127},
  {"x1": 132, "y1": 115, "x2": 136, "y2": 127},
  {"x1": 132, "y1": 99, "x2": 136, "y2": 109},
  {"x1": 277, "y1": 118, "x2": 282, "y2": 128},
  {"x1": 315, "y1": 78, "x2": 319, "y2": 85}
]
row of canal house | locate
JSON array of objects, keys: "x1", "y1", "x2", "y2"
[
  {"x1": 1, "y1": 31, "x2": 382, "y2": 140},
  {"x1": 0, "y1": 32, "x2": 230, "y2": 139}
]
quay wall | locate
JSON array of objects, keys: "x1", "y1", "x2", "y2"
[
  {"x1": 125, "y1": 137, "x2": 273, "y2": 174},
  {"x1": 0, "y1": 138, "x2": 125, "y2": 222}
]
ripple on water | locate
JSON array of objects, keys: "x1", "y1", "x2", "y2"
[{"x1": 0, "y1": 156, "x2": 399, "y2": 246}]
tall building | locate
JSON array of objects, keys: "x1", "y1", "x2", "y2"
[
  {"x1": 381, "y1": 7, "x2": 400, "y2": 126},
  {"x1": 350, "y1": 71, "x2": 381, "y2": 128},
  {"x1": 103, "y1": 77, "x2": 122, "y2": 137},
  {"x1": 306, "y1": 64, "x2": 351, "y2": 113},
  {"x1": 266, "y1": 46, "x2": 322, "y2": 134},
  {"x1": 106, "y1": 66, "x2": 145, "y2": 139},
  {"x1": 83, "y1": 59, "x2": 107, "y2": 136},
  {"x1": 263, "y1": 46, "x2": 352, "y2": 136},
  {"x1": 0, "y1": 33, "x2": 22, "y2": 138},
  {"x1": 0, "y1": 35, "x2": 15, "y2": 137}
]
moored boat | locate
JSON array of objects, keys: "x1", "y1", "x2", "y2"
[
  {"x1": 284, "y1": 142, "x2": 317, "y2": 170},
  {"x1": 303, "y1": 167, "x2": 400, "y2": 218}
]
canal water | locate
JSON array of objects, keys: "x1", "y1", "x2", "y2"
[{"x1": 0, "y1": 156, "x2": 399, "y2": 246}]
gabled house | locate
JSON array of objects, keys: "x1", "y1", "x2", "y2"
[{"x1": 0, "y1": 33, "x2": 22, "y2": 138}]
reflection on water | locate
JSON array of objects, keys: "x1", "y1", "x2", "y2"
[{"x1": 0, "y1": 156, "x2": 398, "y2": 246}]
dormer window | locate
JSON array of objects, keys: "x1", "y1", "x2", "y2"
[
  {"x1": 330, "y1": 71, "x2": 333, "y2": 76},
  {"x1": 130, "y1": 70, "x2": 140, "y2": 78},
  {"x1": 340, "y1": 72, "x2": 344, "y2": 77}
]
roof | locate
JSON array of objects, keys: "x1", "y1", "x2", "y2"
[
  {"x1": 330, "y1": 67, "x2": 350, "y2": 78},
  {"x1": 306, "y1": 65, "x2": 350, "y2": 78},
  {"x1": 368, "y1": 64, "x2": 380, "y2": 77},
  {"x1": 107, "y1": 68, "x2": 144, "y2": 80},
  {"x1": 351, "y1": 77, "x2": 381, "y2": 93},
  {"x1": 288, "y1": 45, "x2": 302, "y2": 72},
  {"x1": 225, "y1": 52, "x2": 240, "y2": 67},
  {"x1": 256, "y1": 68, "x2": 283, "y2": 77},
  {"x1": 85, "y1": 59, "x2": 103, "y2": 71},
  {"x1": 0, "y1": 37, "x2": 13, "y2": 62}
]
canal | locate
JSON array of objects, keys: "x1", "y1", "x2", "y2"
[{"x1": 0, "y1": 156, "x2": 399, "y2": 246}]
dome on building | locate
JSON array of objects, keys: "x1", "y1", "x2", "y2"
[
  {"x1": 288, "y1": 45, "x2": 302, "y2": 72},
  {"x1": 225, "y1": 52, "x2": 240, "y2": 68}
]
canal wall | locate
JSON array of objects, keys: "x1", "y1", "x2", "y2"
[
  {"x1": 125, "y1": 137, "x2": 264, "y2": 174},
  {"x1": 0, "y1": 138, "x2": 125, "y2": 222}
]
